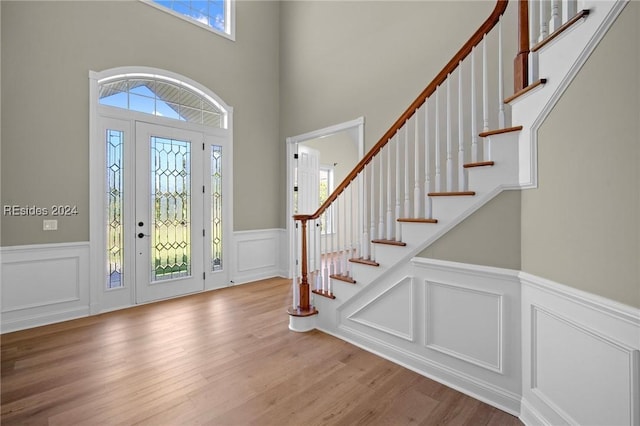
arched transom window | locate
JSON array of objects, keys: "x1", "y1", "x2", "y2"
[{"x1": 99, "y1": 74, "x2": 228, "y2": 128}]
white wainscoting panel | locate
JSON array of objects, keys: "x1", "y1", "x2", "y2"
[
  {"x1": 232, "y1": 229, "x2": 287, "y2": 284},
  {"x1": 425, "y1": 281, "x2": 503, "y2": 373},
  {"x1": 520, "y1": 272, "x2": 640, "y2": 426},
  {"x1": 1, "y1": 242, "x2": 90, "y2": 333},
  {"x1": 348, "y1": 276, "x2": 414, "y2": 341},
  {"x1": 334, "y1": 258, "x2": 522, "y2": 415}
]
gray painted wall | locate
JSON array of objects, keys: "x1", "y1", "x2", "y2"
[
  {"x1": 418, "y1": 191, "x2": 522, "y2": 270},
  {"x1": 521, "y1": 2, "x2": 640, "y2": 308},
  {"x1": 1, "y1": 0, "x2": 280, "y2": 245}
]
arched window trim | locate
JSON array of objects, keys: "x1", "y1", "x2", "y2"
[{"x1": 96, "y1": 67, "x2": 231, "y2": 129}]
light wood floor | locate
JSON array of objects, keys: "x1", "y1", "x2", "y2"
[{"x1": 1, "y1": 277, "x2": 522, "y2": 426}]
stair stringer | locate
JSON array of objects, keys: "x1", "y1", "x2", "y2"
[{"x1": 514, "y1": 0, "x2": 628, "y2": 188}]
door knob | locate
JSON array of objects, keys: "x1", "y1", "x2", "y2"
[{"x1": 137, "y1": 233, "x2": 150, "y2": 238}]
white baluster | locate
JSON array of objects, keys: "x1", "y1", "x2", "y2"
[
  {"x1": 414, "y1": 111, "x2": 421, "y2": 218},
  {"x1": 347, "y1": 185, "x2": 358, "y2": 277},
  {"x1": 435, "y1": 86, "x2": 441, "y2": 192},
  {"x1": 315, "y1": 218, "x2": 321, "y2": 291},
  {"x1": 378, "y1": 148, "x2": 385, "y2": 240},
  {"x1": 404, "y1": 122, "x2": 411, "y2": 217},
  {"x1": 482, "y1": 34, "x2": 490, "y2": 162},
  {"x1": 549, "y1": 0, "x2": 561, "y2": 33},
  {"x1": 386, "y1": 141, "x2": 394, "y2": 240},
  {"x1": 498, "y1": 17, "x2": 506, "y2": 129},
  {"x1": 539, "y1": 0, "x2": 548, "y2": 42},
  {"x1": 563, "y1": 0, "x2": 577, "y2": 25},
  {"x1": 395, "y1": 125, "x2": 402, "y2": 240},
  {"x1": 471, "y1": 47, "x2": 479, "y2": 163},
  {"x1": 446, "y1": 76, "x2": 453, "y2": 192},
  {"x1": 335, "y1": 196, "x2": 341, "y2": 276},
  {"x1": 458, "y1": 63, "x2": 466, "y2": 192},
  {"x1": 361, "y1": 167, "x2": 369, "y2": 260},
  {"x1": 529, "y1": 0, "x2": 539, "y2": 83},
  {"x1": 330, "y1": 201, "x2": 335, "y2": 276},
  {"x1": 369, "y1": 159, "x2": 376, "y2": 261},
  {"x1": 482, "y1": 35, "x2": 489, "y2": 133},
  {"x1": 322, "y1": 212, "x2": 328, "y2": 293},
  {"x1": 424, "y1": 98, "x2": 432, "y2": 219}
]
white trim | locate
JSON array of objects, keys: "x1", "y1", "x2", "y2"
[
  {"x1": 140, "y1": 0, "x2": 236, "y2": 42},
  {"x1": 89, "y1": 67, "x2": 234, "y2": 313},
  {"x1": 348, "y1": 276, "x2": 415, "y2": 342},
  {"x1": 1, "y1": 242, "x2": 91, "y2": 333},
  {"x1": 231, "y1": 229, "x2": 287, "y2": 285}
]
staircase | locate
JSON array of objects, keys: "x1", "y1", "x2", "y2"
[{"x1": 288, "y1": 0, "x2": 628, "y2": 416}]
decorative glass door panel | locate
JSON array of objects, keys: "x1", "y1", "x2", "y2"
[
  {"x1": 135, "y1": 122, "x2": 204, "y2": 303},
  {"x1": 151, "y1": 136, "x2": 192, "y2": 281}
]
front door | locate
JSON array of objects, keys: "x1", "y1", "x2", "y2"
[{"x1": 135, "y1": 122, "x2": 205, "y2": 303}]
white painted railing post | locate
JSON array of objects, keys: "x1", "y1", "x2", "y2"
[
  {"x1": 361, "y1": 167, "x2": 369, "y2": 260},
  {"x1": 335, "y1": 196, "x2": 341, "y2": 275},
  {"x1": 386, "y1": 141, "x2": 394, "y2": 240},
  {"x1": 446, "y1": 76, "x2": 453, "y2": 192},
  {"x1": 395, "y1": 126, "x2": 402, "y2": 240},
  {"x1": 482, "y1": 34, "x2": 490, "y2": 162},
  {"x1": 414, "y1": 112, "x2": 421, "y2": 218},
  {"x1": 424, "y1": 99, "x2": 432, "y2": 219},
  {"x1": 322, "y1": 212, "x2": 328, "y2": 293},
  {"x1": 378, "y1": 148, "x2": 385, "y2": 240},
  {"x1": 563, "y1": 0, "x2": 577, "y2": 25},
  {"x1": 404, "y1": 122, "x2": 411, "y2": 217},
  {"x1": 550, "y1": 0, "x2": 561, "y2": 33},
  {"x1": 435, "y1": 86, "x2": 442, "y2": 192},
  {"x1": 529, "y1": 0, "x2": 539, "y2": 82},
  {"x1": 539, "y1": 0, "x2": 548, "y2": 42},
  {"x1": 498, "y1": 17, "x2": 506, "y2": 129},
  {"x1": 369, "y1": 159, "x2": 376, "y2": 261},
  {"x1": 458, "y1": 63, "x2": 466, "y2": 192},
  {"x1": 471, "y1": 47, "x2": 479, "y2": 163}
]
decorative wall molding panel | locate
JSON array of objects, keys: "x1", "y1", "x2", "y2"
[
  {"x1": 231, "y1": 228, "x2": 288, "y2": 285},
  {"x1": 332, "y1": 259, "x2": 523, "y2": 415},
  {"x1": 1, "y1": 242, "x2": 90, "y2": 333},
  {"x1": 520, "y1": 272, "x2": 640, "y2": 426}
]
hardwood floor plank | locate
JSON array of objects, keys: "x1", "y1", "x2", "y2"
[{"x1": 1, "y1": 277, "x2": 521, "y2": 426}]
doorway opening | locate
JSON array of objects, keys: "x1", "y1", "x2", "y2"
[{"x1": 285, "y1": 117, "x2": 365, "y2": 283}]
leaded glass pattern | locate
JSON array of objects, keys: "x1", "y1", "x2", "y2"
[
  {"x1": 151, "y1": 137, "x2": 192, "y2": 281},
  {"x1": 106, "y1": 129, "x2": 124, "y2": 289},
  {"x1": 99, "y1": 76, "x2": 226, "y2": 128},
  {"x1": 211, "y1": 145, "x2": 222, "y2": 271}
]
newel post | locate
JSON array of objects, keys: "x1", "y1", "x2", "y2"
[
  {"x1": 288, "y1": 215, "x2": 318, "y2": 330},
  {"x1": 297, "y1": 217, "x2": 310, "y2": 310},
  {"x1": 514, "y1": 0, "x2": 530, "y2": 92}
]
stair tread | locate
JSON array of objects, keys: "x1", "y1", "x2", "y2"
[
  {"x1": 372, "y1": 239, "x2": 407, "y2": 247},
  {"x1": 504, "y1": 79, "x2": 547, "y2": 104},
  {"x1": 312, "y1": 289, "x2": 336, "y2": 299},
  {"x1": 397, "y1": 218, "x2": 438, "y2": 223},
  {"x1": 428, "y1": 191, "x2": 476, "y2": 197},
  {"x1": 330, "y1": 274, "x2": 356, "y2": 284},
  {"x1": 349, "y1": 258, "x2": 380, "y2": 267},
  {"x1": 478, "y1": 125, "x2": 523, "y2": 138},
  {"x1": 287, "y1": 306, "x2": 319, "y2": 317},
  {"x1": 464, "y1": 161, "x2": 495, "y2": 168}
]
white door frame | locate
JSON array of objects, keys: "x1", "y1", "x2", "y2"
[
  {"x1": 89, "y1": 67, "x2": 234, "y2": 314},
  {"x1": 285, "y1": 117, "x2": 365, "y2": 280}
]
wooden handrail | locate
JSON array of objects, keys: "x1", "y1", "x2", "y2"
[{"x1": 299, "y1": 0, "x2": 509, "y2": 223}]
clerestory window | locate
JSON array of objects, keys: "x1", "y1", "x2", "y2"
[
  {"x1": 144, "y1": 0, "x2": 235, "y2": 40},
  {"x1": 99, "y1": 74, "x2": 228, "y2": 128}
]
